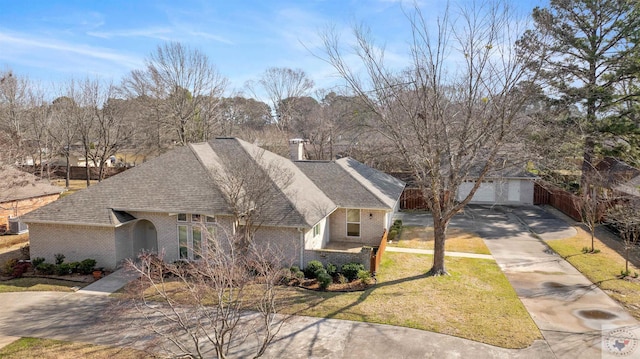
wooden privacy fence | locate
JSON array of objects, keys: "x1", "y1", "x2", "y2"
[
  {"x1": 21, "y1": 165, "x2": 127, "y2": 181},
  {"x1": 533, "y1": 182, "x2": 582, "y2": 221},
  {"x1": 400, "y1": 188, "x2": 429, "y2": 210},
  {"x1": 370, "y1": 230, "x2": 388, "y2": 275}
]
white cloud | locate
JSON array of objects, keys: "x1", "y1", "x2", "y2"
[
  {"x1": 0, "y1": 31, "x2": 143, "y2": 73},
  {"x1": 87, "y1": 27, "x2": 174, "y2": 41}
]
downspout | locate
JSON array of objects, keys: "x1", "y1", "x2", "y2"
[{"x1": 298, "y1": 227, "x2": 304, "y2": 268}]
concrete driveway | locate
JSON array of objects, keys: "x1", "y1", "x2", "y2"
[{"x1": 436, "y1": 205, "x2": 640, "y2": 359}]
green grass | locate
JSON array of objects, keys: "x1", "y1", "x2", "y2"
[
  {"x1": 277, "y1": 252, "x2": 540, "y2": 348},
  {"x1": 390, "y1": 226, "x2": 492, "y2": 254},
  {"x1": 0, "y1": 278, "x2": 87, "y2": 293},
  {"x1": 546, "y1": 228, "x2": 640, "y2": 320},
  {"x1": 0, "y1": 338, "x2": 150, "y2": 358}
]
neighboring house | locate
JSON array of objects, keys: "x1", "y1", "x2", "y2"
[
  {"x1": 595, "y1": 157, "x2": 640, "y2": 200},
  {"x1": 0, "y1": 167, "x2": 63, "y2": 234},
  {"x1": 23, "y1": 138, "x2": 405, "y2": 270}
]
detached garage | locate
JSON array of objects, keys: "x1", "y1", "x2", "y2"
[{"x1": 457, "y1": 175, "x2": 536, "y2": 205}]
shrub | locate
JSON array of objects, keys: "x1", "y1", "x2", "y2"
[
  {"x1": 54, "y1": 253, "x2": 65, "y2": 265},
  {"x1": 56, "y1": 263, "x2": 74, "y2": 276},
  {"x1": 341, "y1": 262, "x2": 365, "y2": 281},
  {"x1": 31, "y1": 257, "x2": 46, "y2": 268},
  {"x1": 78, "y1": 259, "x2": 97, "y2": 275},
  {"x1": 304, "y1": 260, "x2": 324, "y2": 279},
  {"x1": 316, "y1": 269, "x2": 332, "y2": 290},
  {"x1": 36, "y1": 263, "x2": 55, "y2": 275},
  {"x1": 336, "y1": 273, "x2": 348, "y2": 284},
  {"x1": 289, "y1": 266, "x2": 304, "y2": 280},
  {"x1": 325, "y1": 263, "x2": 337, "y2": 277},
  {"x1": 388, "y1": 229, "x2": 398, "y2": 241},
  {"x1": 357, "y1": 269, "x2": 373, "y2": 285},
  {"x1": 12, "y1": 261, "x2": 30, "y2": 278},
  {"x1": 3, "y1": 258, "x2": 18, "y2": 275},
  {"x1": 67, "y1": 262, "x2": 81, "y2": 273}
]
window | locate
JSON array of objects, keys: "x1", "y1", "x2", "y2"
[
  {"x1": 313, "y1": 224, "x2": 320, "y2": 237},
  {"x1": 346, "y1": 209, "x2": 360, "y2": 237},
  {"x1": 178, "y1": 225, "x2": 188, "y2": 259},
  {"x1": 177, "y1": 213, "x2": 206, "y2": 260},
  {"x1": 192, "y1": 227, "x2": 202, "y2": 259},
  {"x1": 205, "y1": 215, "x2": 215, "y2": 223}
]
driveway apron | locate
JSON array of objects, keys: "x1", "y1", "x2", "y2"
[{"x1": 464, "y1": 205, "x2": 640, "y2": 359}]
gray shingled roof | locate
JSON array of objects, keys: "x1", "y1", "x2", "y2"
[
  {"x1": 22, "y1": 138, "x2": 345, "y2": 228},
  {"x1": 295, "y1": 158, "x2": 405, "y2": 210},
  {"x1": 22, "y1": 145, "x2": 231, "y2": 226},
  {"x1": 0, "y1": 167, "x2": 62, "y2": 203}
]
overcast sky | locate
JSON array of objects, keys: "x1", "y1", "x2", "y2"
[{"x1": 0, "y1": 0, "x2": 547, "y2": 96}]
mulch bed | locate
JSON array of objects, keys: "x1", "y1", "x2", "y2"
[{"x1": 294, "y1": 278, "x2": 374, "y2": 292}]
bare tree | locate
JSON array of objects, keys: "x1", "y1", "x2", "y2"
[
  {"x1": 125, "y1": 226, "x2": 288, "y2": 359},
  {"x1": 320, "y1": 2, "x2": 541, "y2": 275},
  {"x1": 573, "y1": 175, "x2": 608, "y2": 253},
  {"x1": 48, "y1": 95, "x2": 79, "y2": 188},
  {"x1": 607, "y1": 201, "x2": 640, "y2": 275},
  {"x1": 0, "y1": 69, "x2": 31, "y2": 165},
  {"x1": 120, "y1": 42, "x2": 228, "y2": 148},
  {"x1": 246, "y1": 67, "x2": 314, "y2": 133}
]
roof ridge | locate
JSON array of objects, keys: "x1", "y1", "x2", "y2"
[{"x1": 235, "y1": 138, "x2": 336, "y2": 227}]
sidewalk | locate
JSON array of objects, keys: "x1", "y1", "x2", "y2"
[{"x1": 385, "y1": 246, "x2": 494, "y2": 260}]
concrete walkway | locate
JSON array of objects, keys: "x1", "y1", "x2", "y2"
[
  {"x1": 385, "y1": 246, "x2": 494, "y2": 260},
  {"x1": 77, "y1": 267, "x2": 139, "y2": 296}
]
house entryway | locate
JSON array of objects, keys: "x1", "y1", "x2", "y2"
[{"x1": 132, "y1": 219, "x2": 157, "y2": 255}]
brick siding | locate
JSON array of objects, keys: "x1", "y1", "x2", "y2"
[{"x1": 29, "y1": 223, "x2": 117, "y2": 269}]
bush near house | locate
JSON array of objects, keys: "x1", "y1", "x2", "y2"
[
  {"x1": 388, "y1": 219, "x2": 403, "y2": 241},
  {"x1": 291, "y1": 261, "x2": 371, "y2": 291}
]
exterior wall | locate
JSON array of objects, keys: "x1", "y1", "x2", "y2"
[
  {"x1": 303, "y1": 247, "x2": 372, "y2": 271},
  {"x1": 253, "y1": 226, "x2": 301, "y2": 268},
  {"x1": 519, "y1": 180, "x2": 535, "y2": 205},
  {"x1": 128, "y1": 211, "x2": 180, "y2": 262},
  {"x1": 29, "y1": 223, "x2": 117, "y2": 269},
  {"x1": 0, "y1": 194, "x2": 59, "y2": 231},
  {"x1": 329, "y1": 207, "x2": 387, "y2": 246},
  {"x1": 305, "y1": 217, "x2": 328, "y2": 250},
  {"x1": 115, "y1": 223, "x2": 133, "y2": 266}
]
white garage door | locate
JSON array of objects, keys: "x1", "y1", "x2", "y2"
[{"x1": 458, "y1": 180, "x2": 496, "y2": 203}]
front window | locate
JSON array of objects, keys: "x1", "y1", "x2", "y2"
[
  {"x1": 347, "y1": 209, "x2": 360, "y2": 237},
  {"x1": 313, "y1": 223, "x2": 320, "y2": 237},
  {"x1": 178, "y1": 225, "x2": 188, "y2": 259},
  {"x1": 177, "y1": 214, "x2": 208, "y2": 260}
]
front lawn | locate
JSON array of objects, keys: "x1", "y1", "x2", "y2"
[
  {"x1": 277, "y1": 252, "x2": 540, "y2": 348},
  {"x1": 0, "y1": 278, "x2": 86, "y2": 293},
  {"x1": 546, "y1": 227, "x2": 640, "y2": 320},
  {"x1": 0, "y1": 338, "x2": 150, "y2": 359},
  {"x1": 390, "y1": 226, "x2": 491, "y2": 254}
]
